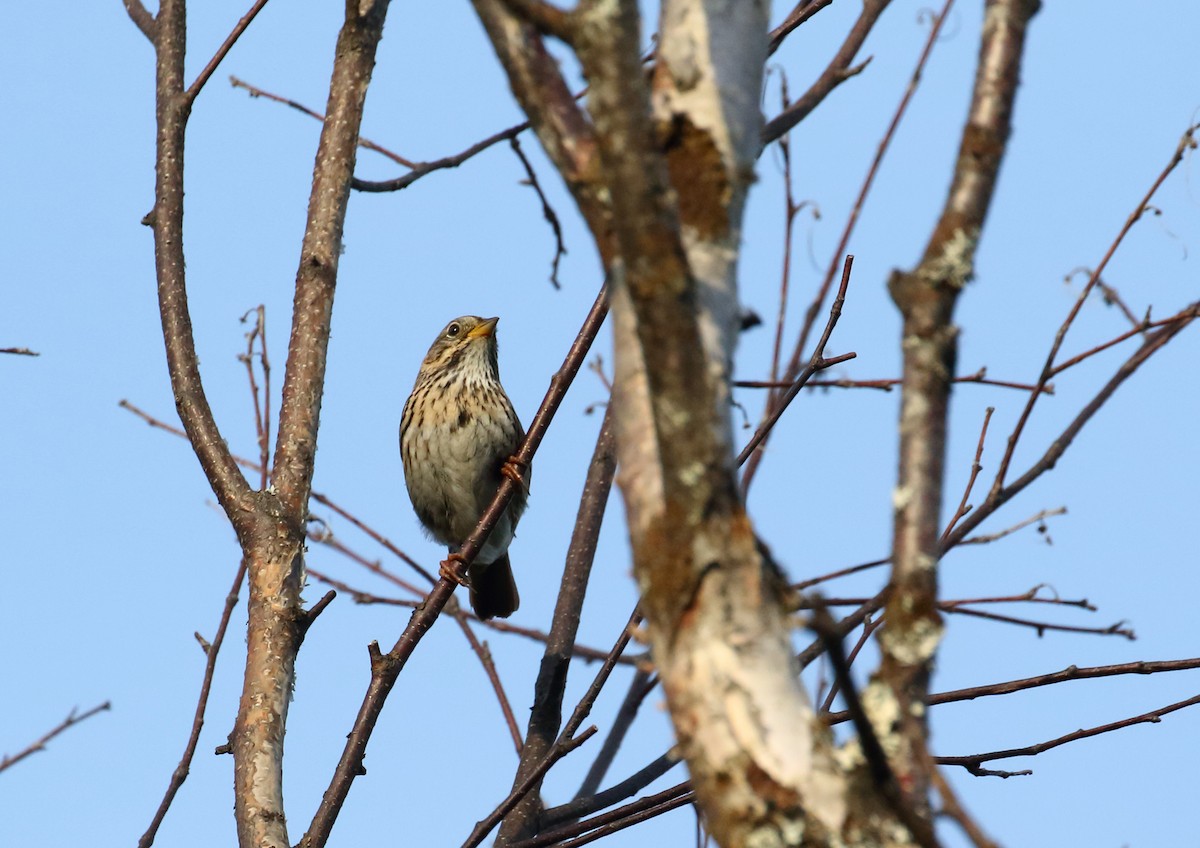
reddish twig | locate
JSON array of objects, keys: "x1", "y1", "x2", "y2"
[
  {"x1": 138, "y1": 562, "x2": 247, "y2": 847},
  {"x1": 462, "y1": 727, "x2": 598, "y2": 848},
  {"x1": 230, "y1": 76, "x2": 419, "y2": 169},
  {"x1": 509, "y1": 136, "x2": 567, "y2": 289},
  {"x1": 451, "y1": 611, "x2": 525, "y2": 754},
  {"x1": 0, "y1": 702, "x2": 111, "y2": 775},
  {"x1": 736, "y1": 255, "x2": 856, "y2": 474},
  {"x1": 990, "y1": 124, "x2": 1199, "y2": 497},
  {"x1": 743, "y1": 3, "x2": 952, "y2": 492},
  {"x1": 184, "y1": 0, "x2": 271, "y2": 105},
  {"x1": 767, "y1": 0, "x2": 835, "y2": 55},
  {"x1": 958, "y1": 506, "x2": 1066, "y2": 546},
  {"x1": 763, "y1": 0, "x2": 888, "y2": 142},
  {"x1": 942, "y1": 407, "x2": 995, "y2": 541},
  {"x1": 937, "y1": 693, "x2": 1200, "y2": 777}
]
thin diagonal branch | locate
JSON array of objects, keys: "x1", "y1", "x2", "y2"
[
  {"x1": 497, "y1": 406, "x2": 617, "y2": 843},
  {"x1": 762, "y1": 0, "x2": 890, "y2": 143},
  {"x1": 184, "y1": 0, "x2": 271, "y2": 105},
  {"x1": 0, "y1": 702, "x2": 111, "y2": 774},
  {"x1": 138, "y1": 562, "x2": 247, "y2": 848}
]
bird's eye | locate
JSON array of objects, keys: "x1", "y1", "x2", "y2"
[{"x1": 447, "y1": 323, "x2": 460, "y2": 337}]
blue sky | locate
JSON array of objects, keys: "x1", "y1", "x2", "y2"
[{"x1": 3, "y1": 2, "x2": 1198, "y2": 846}]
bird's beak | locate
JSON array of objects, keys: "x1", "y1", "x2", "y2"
[{"x1": 467, "y1": 317, "x2": 499, "y2": 339}]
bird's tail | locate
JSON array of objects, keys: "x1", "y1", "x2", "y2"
[{"x1": 469, "y1": 554, "x2": 520, "y2": 620}]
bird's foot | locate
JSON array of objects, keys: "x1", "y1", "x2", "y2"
[
  {"x1": 439, "y1": 553, "x2": 470, "y2": 587},
  {"x1": 501, "y1": 455, "x2": 528, "y2": 489}
]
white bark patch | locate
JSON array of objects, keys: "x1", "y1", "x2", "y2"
[
  {"x1": 921, "y1": 227, "x2": 979, "y2": 289},
  {"x1": 879, "y1": 615, "x2": 944, "y2": 665}
]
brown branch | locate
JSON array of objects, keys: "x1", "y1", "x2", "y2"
[
  {"x1": 937, "y1": 694, "x2": 1200, "y2": 776},
  {"x1": 990, "y1": 123, "x2": 1199, "y2": 496},
  {"x1": 138, "y1": 562, "x2": 247, "y2": 848},
  {"x1": 238, "y1": 306, "x2": 270, "y2": 488},
  {"x1": 546, "y1": 749, "x2": 679, "y2": 826},
  {"x1": 230, "y1": 3, "x2": 392, "y2": 845},
  {"x1": 944, "y1": 297, "x2": 1197, "y2": 555},
  {"x1": 1049, "y1": 310, "x2": 1193, "y2": 376},
  {"x1": 298, "y1": 283, "x2": 609, "y2": 848},
  {"x1": 123, "y1": 0, "x2": 156, "y2": 40},
  {"x1": 452, "y1": 611, "x2": 525, "y2": 754},
  {"x1": 145, "y1": 0, "x2": 253, "y2": 525},
  {"x1": 471, "y1": 0, "x2": 609, "y2": 255},
  {"x1": 929, "y1": 658, "x2": 1200, "y2": 708},
  {"x1": 498, "y1": 407, "x2": 617, "y2": 843},
  {"x1": 941, "y1": 407, "x2": 994, "y2": 541},
  {"x1": 768, "y1": 0, "x2": 836, "y2": 55},
  {"x1": 514, "y1": 781, "x2": 695, "y2": 848},
  {"x1": 880, "y1": 0, "x2": 1035, "y2": 821},
  {"x1": 496, "y1": 0, "x2": 575, "y2": 42},
  {"x1": 230, "y1": 76, "x2": 420, "y2": 169},
  {"x1": 0, "y1": 346, "x2": 39, "y2": 356},
  {"x1": 736, "y1": 255, "x2": 855, "y2": 472},
  {"x1": 0, "y1": 702, "x2": 111, "y2": 774},
  {"x1": 509, "y1": 136, "x2": 568, "y2": 289},
  {"x1": 941, "y1": 605, "x2": 1134, "y2": 640},
  {"x1": 184, "y1": 0, "x2": 271, "y2": 105},
  {"x1": 741, "y1": 3, "x2": 952, "y2": 492},
  {"x1": 736, "y1": 369, "x2": 1051, "y2": 394},
  {"x1": 463, "y1": 727, "x2": 598, "y2": 848},
  {"x1": 958, "y1": 506, "x2": 1066, "y2": 545},
  {"x1": 571, "y1": 668, "x2": 656, "y2": 803},
  {"x1": 762, "y1": 0, "x2": 890, "y2": 144}
]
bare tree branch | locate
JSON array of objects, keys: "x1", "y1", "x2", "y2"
[
  {"x1": 762, "y1": 0, "x2": 890, "y2": 144},
  {"x1": 879, "y1": 0, "x2": 1037, "y2": 825},
  {"x1": 184, "y1": 0, "x2": 271, "y2": 105},
  {"x1": 497, "y1": 407, "x2": 617, "y2": 843},
  {"x1": 0, "y1": 702, "x2": 110, "y2": 774},
  {"x1": 138, "y1": 562, "x2": 247, "y2": 848}
]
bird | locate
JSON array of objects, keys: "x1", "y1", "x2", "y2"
[{"x1": 400, "y1": 315, "x2": 528, "y2": 619}]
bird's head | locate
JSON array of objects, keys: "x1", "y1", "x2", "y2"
[{"x1": 417, "y1": 315, "x2": 501, "y2": 383}]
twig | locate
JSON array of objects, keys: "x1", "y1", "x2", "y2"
[
  {"x1": 138, "y1": 561, "x2": 247, "y2": 847},
  {"x1": 958, "y1": 507, "x2": 1066, "y2": 545},
  {"x1": 990, "y1": 124, "x2": 1200, "y2": 496},
  {"x1": 462, "y1": 728, "x2": 597, "y2": 848},
  {"x1": 545, "y1": 750, "x2": 680, "y2": 826},
  {"x1": 572, "y1": 668, "x2": 656, "y2": 801},
  {"x1": 514, "y1": 782, "x2": 694, "y2": 848},
  {"x1": 185, "y1": 0, "x2": 271, "y2": 105},
  {"x1": 736, "y1": 255, "x2": 856, "y2": 473},
  {"x1": 743, "y1": 1, "x2": 951, "y2": 492},
  {"x1": 942, "y1": 605, "x2": 1134, "y2": 640},
  {"x1": 763, "y1": 0, "x2": 888, "y2": 142},
  {"x1": 230, "y1": 76, "x2": 420, "y2": 169},
  {"x1": 509, "y1": 136, "x2": 567, "y2": 289},
  {"x1": 937, "y1": 693, "x2": 1200, "y2": 776},
  {"x1": 0, "y1": 702, "x2": 111, "y2": 774},
  {"x1": 942, "y1": 407, "x2": 994, "y2": 540},
  {"x1": 735, "y1": 369, "x2": 1051, "y2": 394},
  {"x1": 497, "y1": 408, "x2": 617, "y2": 842},
  {"x1": 768, "y1": 0, "x2": 835, "y2": 55},
  {"x1": 0, "y1": 347, "x2": 39, "y2": 356},
  {"x1": 451, "y1": 611, "x2": 525, "y2": 754}
]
